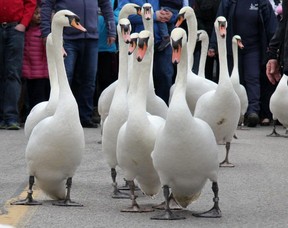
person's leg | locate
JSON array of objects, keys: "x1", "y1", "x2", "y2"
[
  {"x1": 75, "y1": 39, "x2": 98, "y2": 126},
  {"x1": 153, "y1": 46, "x2": 174, "y2": 105},
  {"x1": 27, "y1": 78, "x2": 50, "y2": 110},
  {"x1": 63, "y1": 39, "x2": 79, "y2": 85},
  {"x1": 3, "y1": 26, "x2": 24, "y2": 128},
  {"x1": 241, "y1": 50, "x2": 261, "y2": 126}
]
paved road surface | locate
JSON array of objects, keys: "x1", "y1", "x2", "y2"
[{"x1": 0, "y1": 125, "x2": 288, "y2": 227}]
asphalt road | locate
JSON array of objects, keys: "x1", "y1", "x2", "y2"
[{"x1": 0, "y1": 125, "x2": 288, "y2": 228}]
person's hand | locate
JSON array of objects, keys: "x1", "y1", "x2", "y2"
[
  {"x1": 208, "y1": 48, "x2": 216, "y2": 57},
  {"x1": 156, "y1": 9, "x2": 172, "y2": 23},
  {"x1": 107, "y1": 37, "x2": 116, "y2": 46},
  {"x1": 266, "y1": 59, "x2": 281, "y2": 85},
  {"x1": 15, "y1": 23, "x2": 26, "y2": 32}
]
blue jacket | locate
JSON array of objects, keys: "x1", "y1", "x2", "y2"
[
  {"x1": 40, "y1": 0, "x2": 116, "y2": 40},
  {"x1": 209, "y1": 0, "x2": 278, "y2": 65},
  {"x1": 98, "y1": 0, "x2": 118, "y2": 52},
  {"x1": 116, "y1": 0, "x2": 178, "y2": 45}
]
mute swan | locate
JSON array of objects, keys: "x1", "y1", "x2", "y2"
[
  {"x1": 102, "y1": 18, "x2": 133, "y2": 199},
  {"x1": 169, "y1": 6, "x2": 217, "y2": 114},
  {"x1": 196, "y1": 30, "x2": 209, "y2": 78},
  {"x1": 194, "y1": 16, "x2": 241, "y2": 168},
  {"x1": 97, "y1": 3, "x2": 141, "y2": 128},
  {"x1": 231, "y1": 35, "x2": 248, "y2": 128},
  {"x1": 117, "y1": 30, "x2": 164, "y2": 212},
  {"x1": 268, "y1": 74, "x2": 288, "y2": 136},
  {"x1": 24, "y1": 34, "x2": 58, "y2": 138},
  {"x1": 151, "y1": 28, "x2": 220, "y2": 220},
  {"x1": 11, "y1": 10, "x2": 86, "y2": 206}
]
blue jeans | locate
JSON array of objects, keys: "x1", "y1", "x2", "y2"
[
  {"x1": 64, "y1": 39, "x2": 98, "y2": 123},
  {"x1": 153, "y1": 45, "x2": 174, "y2": 105},
  {"x1": 0, "y1": 24, "x2": 24, "y2": 123}
]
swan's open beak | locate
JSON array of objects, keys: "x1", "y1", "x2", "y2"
[
  {"x1": 136, "y1": 37, "x2": 149, "y2": 62},
  {"x1": 171, "y1": 38, "x2": 182, "y2": 65},
  {"x1": 70, "y1": 17, "x2": 87, "y2": 32}
]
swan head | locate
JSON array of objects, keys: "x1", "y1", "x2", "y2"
[
  {"x1": 52, "y1": 10, "x2": 86, "y2": 32},
  {"x1": 119, "y1": 3, "x2": 141, "y2": 19},
  {"x1": 128, "y1": 32, "x2": 139, "y2": 55},
  {"x1": 232, "y1": 35, "x2": 244, "y2": 49},
  {"x1": 196, "y1": 30, "x2": 208, "y2": 42},
  {"x1": 175, "y1": 6, "x2": 195, "y2": 27},
  {"x1": 214, "y1": 16, "x2": 227, "y2": 39},
  {"x1": 118, "y1": 18, "x2": 132, "y2": 44},
  {"x1": 170, "y1": 28, "x2": 187, "y2": 65},
  {"x1": 136, "y1": 30, "x2": 151, "y2": 62},
  {"x1": 142, "y1": 3, "x2": 153, "y2": 20}
]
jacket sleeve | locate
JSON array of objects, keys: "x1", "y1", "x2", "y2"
[
  {"x1": 99, "y1": 0, "x2": 117, "y2": 38},
  {"x1": 21, "y1": 0, "x2": 37, "y2": 27},
  {"x1": 40, "y1": 0, "x2": 54, "y2": 38}
]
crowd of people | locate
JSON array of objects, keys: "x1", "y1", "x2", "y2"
[{"x1": 0, "y1": 0, "x2": 284, "y2": 130}]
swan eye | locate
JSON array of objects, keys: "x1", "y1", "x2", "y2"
[
  {"x1": 138, "y1": 37, "x2": 149, "y2": 49},
  {"x1": 171, "y1": 37, "x2": 183, "y2": 50}
]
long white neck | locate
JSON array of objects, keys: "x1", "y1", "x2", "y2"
[
  {"x1": 231, "y1": 40, "x2": 240, "y2": 84},
  {"x1": 186, "y1": 14, "x2": 198, "y2": 70},
  {"x1": 217, "y1": 33, "x2": 230, "y2": 85},
  {"x1": 197, "y1": 31, "x2": 209, "y2": 78}
]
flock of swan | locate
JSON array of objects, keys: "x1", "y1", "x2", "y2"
[{"x1": 9, "y1": 2, "x2": 287, "y2": 222}]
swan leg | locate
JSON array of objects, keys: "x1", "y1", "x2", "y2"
[
  {"x1": 267, "y1": 120, "x2": 282, "y2": 137},
  {"x1": 121, "y1": 180, "x2": 154, "y2": 213},
  {"x1": 192, "y1": 182, "x2": 222, "y2": 218},
  {"x1": 111, "y1": 168, "x2": 130, "y2": 199},
  {"x1": 11, "y1": 176, "x2": 42, "y2": 206},
  {"x1": 118, "y1": 178, "x2": 140, "y2": 191},
  {"x1": 151, "y1": 185, "x2": 185, "y2": 220},
  {"x1": 53, "y1": 177, "x2": 83, "y2": 207},
  {"x1": 219, "y1": 142, "x2": 235, "y2": 167},
  {"x1": 152, "y1": 193, "x2": 182, "y2": 210}
]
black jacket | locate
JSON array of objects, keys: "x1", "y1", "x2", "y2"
[{"x1": 268, "y1": 0, "x2": 288, "y2": 74}]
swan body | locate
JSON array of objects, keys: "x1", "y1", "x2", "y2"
[
  {"x1": 194, "y1": 16, "x2": 240, "y2": 167},
  {"x1": 230, "y1": 35, "x2": 248, "y2": 123},
  {"x1": 152, "y1": 28, "x2": 219, "y2": 215},
  {"x1": 269, "y1": 74, "x2": 288, "y2": 128},
  {"x1": 117, "y1": 30, "x2": 163, "y2": 199},
  {"x1": 25, "y1": 10, "x2": 86, "y2": 200},
  {"x1": 24, "y1": 34, "x2": 59, "y2": 138},
  {"x1": 169, "y1": 6, "x2": 217, "y2": 114}
]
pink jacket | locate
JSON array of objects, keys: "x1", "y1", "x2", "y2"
[{"x1": 22, "y1": 25, "x2": 49, "y2": 79}]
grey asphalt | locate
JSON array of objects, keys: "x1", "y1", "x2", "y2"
[{"x1": 0, "y1": 124, "x2": 288, "y2": 228}]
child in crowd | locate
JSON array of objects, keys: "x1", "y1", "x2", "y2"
[
  {"x1": 157, "y1": 0, "x2": 188, "y2": 51},
  {"x1": 22, "y1": 5, "x2": 50, "y2": 114}
]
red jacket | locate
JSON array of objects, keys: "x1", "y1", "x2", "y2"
[
  {"x1": 0, "y1": 0, "x2": 37, "y2": 27},
  {"x1": 22, "y1": 25, "x2": 49, "y2": 79}
]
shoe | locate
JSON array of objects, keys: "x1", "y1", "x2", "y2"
[
  {"x1": 260, "y1": 118, "x2": 270, "y2": 126},
  {"x1": 246, "y1": 113, "x2": 259, "y2": 127},
  {"x1": 6, "y1": 122, "x2": 20, "y2": 130},
  {"x1": 157, "y1": 38, "x2": 170, "y2": 52},
  {"x1": 0, "y1": 120, "x2": 6, "y2": 129},
  {"x1": 81, "y1": 120, "x2": 98, "y2": 128}
]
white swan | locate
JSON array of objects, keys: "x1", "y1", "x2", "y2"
[
  {"x1": 24, "y1": 33, "x2": 58, "y2": 138},
  {"x1": 169, "y1": 6, "x2": 217, "y2": 114},
  {"x1": 97, "y1": 3, "x2": 141, "y2": 128},
  {"x1": 230, "y1": 35, "x2": 248, "y2": 128},
  {"x1": 196, "y1": 30, "x2": 209, "y2": 78},
  {"x1": 11, "y1": 10, "x2": 86, "y2": 206},
  {"x1": 101, "y1": 17, "x2": 133, "y2": 199},
  {"x1": 194, "y1": 16, "x2": 241, "y2": 168},
  {"x1": 268, "y1": 74, "x2": 288, "y2": 136},
  {"x1": 117, "y1": 30, "x2": 164, "y2": 212},
  {"x1": 151, "y1": 28, "x2": 220, "y2": 220}
]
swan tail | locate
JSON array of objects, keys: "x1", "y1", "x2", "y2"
[
  {"x1": 37, "y1": 180, "x2": 66, "y2": 200},
  {"x1": 174, "y1": 191, "x2": 201, "y2": 208}
]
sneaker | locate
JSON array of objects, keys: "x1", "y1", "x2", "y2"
[
  {"x1": 0, "y1": 120, "x2": 6, "y2": 129},
  {"x1": 246, "y1": 113, "x2": 259, "y2": 127},
  {"x1": 157, "y1": 37, "x2": 170, "y2": 52},
  {"x1": 81, "y1": 120, "x2": 98, "y2": 128},
  {"x1": 6, "y1": 122, "x2": 20, "y2": 130}
]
